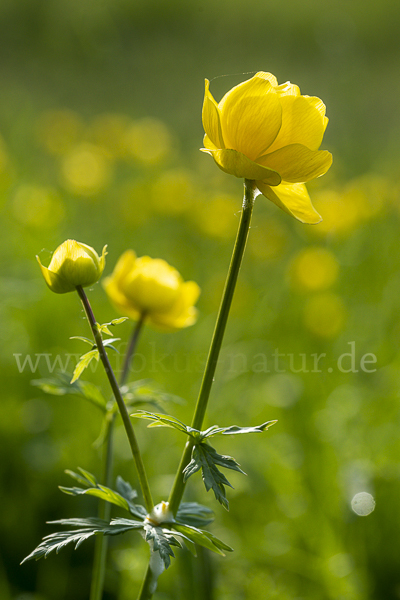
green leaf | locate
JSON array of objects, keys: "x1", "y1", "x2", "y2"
[
  {"x1": 176, "y1": 502, "x2": 214, "y2": 528},
  {"x1": 59, "y1": 484, "x2": 131, "y2": 512},
  {"x1": 71, "y1": 349, "x2": 99, "y2": 383},
  {"x1": 131, "y1": 411, "x2": 189, "y2": 434},
  {"x1": 21, "y1": 517, "x2": 143, "y2": 564},
  {"x1": 70, "y1": 336, "x2": 95, "y2": 347},
  {"x1": 115, "y1": 476, "x2": 148, "y2": 519},
  {"x1": 143, "y1": 523, "x2": 181, "y2": 569},
  {"x1": 200, "y1": 420, "x2": 277, "y2": 439},
  {"x1": 172, "y1": 523, "x2": 233, "y2": 556},
  {"x1": 32, "y1": 375, "x2": 107, "y2": 412},
  {"x1": 62, "y1": 470, "x2": 147, "y2": 519},
  {"x1": 183, "y1": 443, "x2": 245, "y2": 510},
  {"x1": 110, "y1": 317, "x2": 129, "y2": 326},
  {"x1": 122, "y1": 380, "x2": 185, "y2": 410}
]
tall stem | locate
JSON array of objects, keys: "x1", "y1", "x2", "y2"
[
  {"x1": 90, "y1": 415, "x2": 114, "y2": 600},
  {"x1": 168, "y1": 180, "x2": 257, "y2": 511},
  {"x1": 77, "y1": 286, "x2": 154, "y2": 513},
  {"x1": 120, "y1": 315, "x2": 147, "y2": 386},
  {"x1": 90, "y1": 317, "x2": 146, "y2": 600}
]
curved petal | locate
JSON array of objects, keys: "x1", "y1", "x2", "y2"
[
  {"x1": 218, "y1": 73, "x2": 282, "y2": 160},
  {"x1": 275, "y1": 81, "x2": 301, "y2": 97},
  {"x1": 266, "y1": 96, "x2": 328, "y2": 154},
  {"x1": 36, "y1": 256, "x2": 75, "y2": 293},
  {"x1": 150, "y1": 281, "x2": 201, "y2": 331},
  {"x1": 258, "y1": 144, "x2": 332, "y2": 183},
  {"x1": 110, "y1": 250, "x2": 137, "y2": 285},
  {"x1": 201, "y1": 148, "x2": 281, "y2": 185},
  {"x1": 203, "y1": 133, "x2": 219, "y2": 151},
  {"x1": 257, "y1": 181, "x2": 322, "y2": 224},
  {"x1": 202, "y1": 80, "x2": 224, "y2": 149}
]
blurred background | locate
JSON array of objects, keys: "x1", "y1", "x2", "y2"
[{"x1": 1, "y1": 0, "x2": 400, "y2": 598}]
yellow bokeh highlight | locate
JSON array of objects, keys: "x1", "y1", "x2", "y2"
[
  {"x1": 311, "y1": 174, "x2": 390, "y2": 237},
  {"x1": 61, "y1": 143, "x2": 112, "y2": 196},
  {"x1": 289, "y1": 247, "x2": 339, "y2": 292},
  {"x1": 151, "y1": 169, "x2": 195, "y2": 214},
  {"x1": 124, "y1": 118, "x2": 172, "y2": 165},
  {"x1": 303, "y1": 292, "x2": 346, "y2": 338},
  {"x1": 248, "y1": 216, "x2": 289, "y2": 261},
  {"x1": 12, "y1": 184, "x2": 65, "y2": 228},
  {"x1": 90, "y1": 113, "x2": 132, "y2": 158},
  {"x1": 194, "y1": 193, "x2": 239, "y2": 239},
  {"x1": 36, "y1": 109, "x2": 83, "y2": 155}
]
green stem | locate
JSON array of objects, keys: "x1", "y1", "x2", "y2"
[
  {"x1": 120, "y1": 314, "x2": 146, "y2": 387},
  {"x1": 77, "y1": 286, "x2": 154, "y2": 513},
  {"x1": 90, "y1": 317, "x2": 146, "y2": 600},
  {"x1": 168, "y1": 180, "x2": 257, "y2": 511},
  {"x1": 90, "y1": 415, "x2": 114, "y2": 600},
  {"x1": 137, "y1": 564, "x2": 157, "y2": 600}
]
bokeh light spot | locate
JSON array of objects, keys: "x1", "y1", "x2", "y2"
[
  {"x1": 351, "y1": 492, "x2": 375, "y2": 516},
  {"x1": 289, "y1": 247, "x2": 339, "y2": 291},
  {"x1": 61, "y1": 143, "x2": 112, "y2": 195},
  {"x1": 125, "y1": 118, "x2": 172, "y2": 165},
  {"x1": 304, "y1": 292, "x2": 346, "y2": 338},
  {"x1": 12, "y1": 184, "x2": 65, "y2": 228}
]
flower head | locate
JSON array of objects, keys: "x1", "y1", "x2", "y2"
[
  {"x1": 202, "y1": 72, "x2": 332, "y2": 223},
  {"x1": 103, "y1": 250, "x2": 200, "y2": 331},
  {"x1": 37, "y1": 240, "x2": 107, "y2": 294}
]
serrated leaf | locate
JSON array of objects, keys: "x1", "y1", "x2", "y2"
[
  {"x1": 76, "y1": 467, "x2": 98, "y2": 487},
  {"x1": 172, "y1": 523, "x2": 233, "y2": 556},
  {"x1": 143, "y1": 523, "x2": 180, "y2": 569},
  {"x1": 131, "y1": 411, "x2": 189, "y2": 434},
  {"x1": 219, "y1": 421, "x2": 277, "y2": 435},
  {"x1": 59, "y1": 484, "x2": 131, "y2": 512},
  {"x1": 176, "y1": 502, "x2": 214, "y2": 528},
  {"x1": 116, "y1": 476, "x2": 137, "y2": 502},
  {"x1": 183, "y1": 443, "x2": 246, "y2": 510},
  {"x1": 71, "y1": 350, "x2": 99, "y2": 383},
  {"x1": 32, "y1": 375, "x2": 107, "y2": 412},
  {"x1": 21, "y1": 517, "x2": 143, "y2": 564}
]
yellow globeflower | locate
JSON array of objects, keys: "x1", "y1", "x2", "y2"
[
  {"x1": 202, "y1": 72, "x2": 332, "y2": 224},
  {"x1": 37, "y1": 240, "x2": 107, "y2": 294},
  {"x1": 103, "y1": 251, "x2": 200, "y2": 331}
]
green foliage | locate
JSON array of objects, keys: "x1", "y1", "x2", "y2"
[
  {"x1": 32, "y1": 374, "x2": 108, "y2": 411},
  {"x1": 21, "y1": 517, "x2": 143, "y2": 564},
  {"x1": 183, "y1": 443, "x2": 245, "y2": 510}
]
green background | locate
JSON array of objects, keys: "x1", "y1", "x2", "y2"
[{"x1": 1, "y1": 1, "x2": 400, "y2": 598}]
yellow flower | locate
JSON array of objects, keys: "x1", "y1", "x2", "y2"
[
  {"x1": 37, "y1": 240, "x2": 107, "y2": 294},
  {"x1": 103, "y1": 251, "x2": 200, "y2": 331},
  {"x1": 201, "y1": 72, "x2": 332, "y2": 224}
]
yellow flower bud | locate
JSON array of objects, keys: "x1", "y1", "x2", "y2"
[
  {"x1": 201, "y1": 72, "x2": 332, "y2": 224},
  {"x1": 37, "y1": 239, "x2": 107, "y2": 294},
  {"x1": 103, "y1": 250, "x2": 200, "y2": 331}
]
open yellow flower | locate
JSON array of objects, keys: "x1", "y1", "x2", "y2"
[
  {"x1": 37, "y1": 239, "x2": 107, "y2": 294},
  {"x1": 103, "y1": 251, "x2": 200, "y2": 331},
  {"x1": 202, "y1": 72, "x2": 332, "y2": 223}
]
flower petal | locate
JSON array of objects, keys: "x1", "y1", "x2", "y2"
[
  {"x1": 257, "y1": 181, "x2": 322, "y2": 224},
  {"x1": 36, "y1": 256, "x2": 75, "y2": 293},
  {"x1": 150, "y1": 281, "x2": 201, "y2": 331},
  {"x1": 266, "y1": 96, "x2": 328, "y2": 154},
  {"x1": 218, "y1": 72, "x2": 282, "y2": 160},
  {"x1": 258, "y1": 144, "x2": 332, "y2": 183},
  {"x1": 202, "y1": 80, "x2": 225, "y2": 149},
  {"x1": 201, "y1": 148, "x2": 281, "y2": 185}
]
